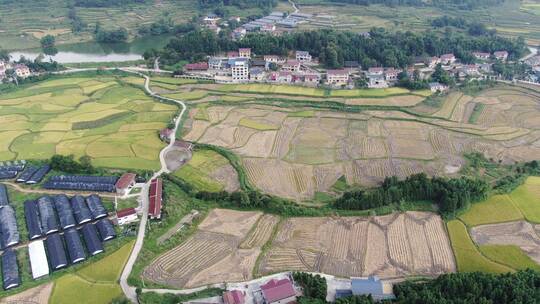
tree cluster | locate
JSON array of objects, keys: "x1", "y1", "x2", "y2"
[
  {"x1": 94, "y1": 23, "x2": 128, "y2": 43},
  {"x1": 68, "y1": 7, "x2": 86, "y2": 33},
  {"x1": 157, "y1": 27, "x2": 525, "y2": 69},
  {"x1": 74, "y1": 0, "x2": 146, "y2": 7},
  {"x1": 293, "y1": 273, "x2": 327, "y2": 301},
  {"x1": 328, "y1": 0, "x2": 505, "y2": 10},
  {"x1": 198, "y1": 0, "x2": 276, "y2": 10},
  {"x1": 49, "y1": 155, "x2": 95, "y2": 174},
  {"x1": 334, "y1": 173, "x2": 490, "y2": 217}
]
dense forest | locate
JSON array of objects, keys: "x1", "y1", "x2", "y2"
[
  {"x1": 155, "y1": 27, "x2": 525, "y2": 69},
  {"x1": 327, "y1": 0, "x2": 505, "y2": 9}
]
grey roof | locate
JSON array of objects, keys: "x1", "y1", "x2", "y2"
[
  {"x1": 70, "y1": 196, "x2": 92, "y2": 225},
  {"x1": 335, "y1": 289, "x2": 353, "y2": 299},
  {"x1": 1, "y1": 249, "x2": 20, "y2": 290},
  {"x1": 0, "y1": 206, "x2": 19, "y2": 249},
  {"x1": 351, "y1": 276, "x2": 393, "y2": 299},
  {"x1": 0, "y1": 184, "x2": 8, "y2": 208},
  {"x1": 26, "y1": 165, "x2": 51, "y2": 184},
  {"x1": 43, "y1": 181, "x2": 116, "y2": 192},
  {"x1": 16, "y1": 166, "x2": 39, "y2": 183},
  {"x1": 24, "y1": 200, "x2": 43, "y2": 240},
  {"x1": 53, "y1": 195, "x2": 76, "y2": 230},
  {"x1": 81, "y1": 224, "x2": 103, "y2": 256},
  {"x1": 45, "y1": 233, "x2": 68, "y2": 270},
  {"x1": 37, "y1": 196, "x2": 59, "y2": 235},
  {"x1": 96, "y1": 219, "x2": 116, "y2": 241},
  {"x1": 86, "y1": 195, "x2": 107, "y2": 220},
  {"x1": 48, "y1": 175, "x2": 118, "y2": 184},
  {"x1": 0, "y1": 171, "x2": 17, "y2": 180},
  {"x1": 63, "y1": 228, "x2": 86, "y2": 264}
]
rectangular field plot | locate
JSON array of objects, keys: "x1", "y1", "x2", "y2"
[{"x1": 259, "y1": 212, "x2": 456, "y2": 278}]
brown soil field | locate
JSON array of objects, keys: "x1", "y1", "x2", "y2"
[
  {"x1": 180, "y1": 85, "x2": 540, "y2": 200},
  {"x1": 0, "y1": 282, "x2": 53, "y2": 304},
  {"x1": 259, "y1": 211, "x2": 456, "y2": 278},
  {"x1": 470, "y1": 221, "x2": 540, "y2": 264}
]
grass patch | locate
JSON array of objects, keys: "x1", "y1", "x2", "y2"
[
  {"x1": 288, "y1": 110, "x2": 316, "y2": 118},
  {"x1": 478, "y1": 245, "x2": 540, "y2": 271},
  {"x1": 508, "y1": 176, "x2": 540, "y2": 223},
  {"x1": 459, "y1": 194, "x2": 523, "y2": 227},
  {"x1": 468, "y1": 103, "x2": 485, "y2": 123},
  {"x1": 77, "y1": 240, "x2": 135, "y2": 283},
  {"x1": 447, "y1": 220, "x2": 513, "y2": 273},
  {"x1": 173, "y1": 149, "x2": 229, "y2": 192},
  {"x1": 238, "y1": 117, "x2": 279, "y2": 130}
]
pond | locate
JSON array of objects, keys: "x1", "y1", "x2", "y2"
[{"x1": 9, "y1": 35, "x2": 172, "y2": 64}]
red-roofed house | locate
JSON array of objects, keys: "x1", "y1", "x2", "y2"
[
  {"x1": 185, "y1": 62, "x2": 209, "y2": 71},
  {"x1": 115, "y1": 173, "x2": 137, "y2": 195},
  {"x1": 326, "y1": 69, "x2": 349, "y2": 86},
  {"x1": 159, "y1": 128, "x2": 174, "y2": 142},
  {"x1": 239, "y1": 48, "x2": 252, "y2": 58},
  {"x1": 260, "y1": 278, "x2": 296, "y2": 304},
  {"x1": 494, "y1": 51, "x2": 508, "y2": 61},
  {"x1": 281, "y1": 60, "x2": 301, "y2": 72},
  {"x1": 148, "y1": 178, "x2": 163, "y2": 219},
  {"x1": 228, "y1": 51, "x2": 240, "y2": 58},
  {"x1": 116, "y1": 208, "x2": 138, "y2": 226},
  {"x1": 223, "y1": 290, "x2": 245, "y2": 304}
]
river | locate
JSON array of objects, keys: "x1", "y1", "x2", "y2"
[{"x1": 9, "y1": 35, "x2": 172, "y2": 64}]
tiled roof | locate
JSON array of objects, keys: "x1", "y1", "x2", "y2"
[{"x1": 261, "y1": 279, "x2": 295, "y2": 303}]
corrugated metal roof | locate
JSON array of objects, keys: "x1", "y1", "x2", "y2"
[
  {"x1": 45, "y1": 233, "x2": 68, "y2": 270},
  {"x1": 96, "y1": 219, "x2": 116, "y2": 241},
  {"x1": 16, "y1": 166, "x2": 39, "y2": 183},
  {"x1": 86, "y1": 195, "x2": 107, "y2": 220},
  {"x1": 71, "y1": 195, "x2": 92, "y2": 225},
  {"x1": 0, "y1": 206, "x2": 19, "y2": 249},
  {"x1": 26, "y1": 165, "x2": 50, "y2": 184},
  {"x1": 53, "y1": 195, "x2": 76, "y2": 230},
  {"x1": 28, "y1": 240, "x2": 49, "y2": 279},
  {"x1": 37, "y1": 196, "x2": 59, "y2": 235},
  {"x1": 81, "y1": 224, "x2": 103, "y2": 256},
  {"x1": 64, "y1": 228, "x2": 86, "y2": 264}
]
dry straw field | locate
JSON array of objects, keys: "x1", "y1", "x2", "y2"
[
  {"x1": 143, "y1": 209, "x2": 455, "y2": 288},
  {"x1": 177, "y1": 82, "x2": 540, "y2": 200}
]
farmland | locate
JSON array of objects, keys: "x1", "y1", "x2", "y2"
[
  {"x1": 176, "y1": 81, "x2": 540, "y2": 200},
  {"x1": 142, "y1": 209, "x2": 455, "y2": 288},
  {"x1": 0, "y1": 74, "x2": 178, "y2": 170}
]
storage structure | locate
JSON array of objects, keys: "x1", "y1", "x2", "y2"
[
  {"x1": 71, "y1": 195, "x2": 92, "y2": 225},
  {"x1": 28, "y1": 240, "x2": 49, "y2": 279},
  {"x1": 81, "y1": 224, "x2": 103, "y2": 256},
  {"x1": 43, "y1": 175, "x2": 118, "y2": 192},
  {"x1": 1, "y1": 248, "x2": 20, "y2": 290},
  {"x1": 95, "y1": 219, "x2": 116, "y2": 241},
  {"x1": 25, "y1": 165, "x2": 50, "y2": 184},
  {"x1": 53, "y1": 195, "x2": 76, "y2": 229},
  {"x1": 37, "y1": 196, "x2": 59, "y2": 235},
  {"x1": 16, "y1": 166, "x2": 39, "y2": 183},
  {"x1": 24, "y1": 200, "x2": 43, "y2": 240},
  {"x1": 0, "y1": 184, "x2": 8, "y2": 208},
  {"x1": 86, "y1": 195, "x2": 107, "y2": 219},
  {"x1": 63, "y1": 228, "x2": 86, "y2": 264},
  {"x1": 0, "y1": 206, "x2": 20, "y2": 249},
  {"x1": 45, "y1": 233, "x2": 68, "y2": 270}
]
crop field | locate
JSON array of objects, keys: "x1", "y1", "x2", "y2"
[
  {"x1": 459, "y1": 194, "x2": 524, "y2": 227},
  {"x1": 259, "y1": 212, "x2": 455, "y2": 278},
  {"x1": 0, "y1": 75, "x2": 178, "y2": 170},
  {"x1": 446, "y1": 220, "x2": 513, "y2": 273},
  {"x1": 0, "y1": 282, "x2": 54, "y2": 304},
  {"x1": 479, "y1": 245, "x2": 540, "y2": 271},
  {"x1": 174, "y1": 149, "x2": 240, "y2": 192},
  {"x1": 470, "y1": 221, "x2": 540, "y2": 266},
  {"x1": 143, "y1": 209, "x2": 267, "y2": 288},
  {"x1": 178, "y1": 82, "x2": 540, "y2": 200},
  {"x1": 509, "y1": 176, "x2": 540, "y2": 223}
]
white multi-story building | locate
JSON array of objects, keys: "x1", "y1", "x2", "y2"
[
  {"x1": 14, "y1": 64, "x2": 31, "y2": 78},
  {"x1": 295, "y1": 51, "x2": 312, "y2": 63},
  {"x1": 229, "y1": 58, "x2": 249, "y2": 82},
  {"x1": 326, "y1": 69, "x2": 350, "y2": 86}
]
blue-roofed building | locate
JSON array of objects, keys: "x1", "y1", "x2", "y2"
[
  {"x1": 71, "y1": 195, "x2": 92, "y2": 225},
  {"x1": 351, "y1": 276, "x2": 394, "y2": 300},
  {"x1": 64, "y1": 228, "x2": 86, "y2": 264},
  {"x1": 335, "y1": 289, "x2": 353, "y2": 299},
  {"x1": 45, "y1": 233, "x2": 68, "y2": 270},
  {"x1": 81, "y1": 224, "x2": 103, "y2": 256},
  {"x1": 24, "y1": 200, "x2": 42, "y2": 240}
]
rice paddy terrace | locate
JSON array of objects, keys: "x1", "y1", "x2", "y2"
[
  {"x1": 0, "y1": 75, "x2": 178, "y2": 170},
  {"x1": 160, "y1": 78, "x2": 540, "y2": 201}
]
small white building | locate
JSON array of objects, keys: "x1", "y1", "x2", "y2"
[
  {"x1": 494, "y1": 51, "x2": 509, "y2": 61},
  {"x1": 281, "y1": 60, "x2": 301, "y2": 72},
  {"x1": 239, "y1": 48, "x2": 252, "y2": 58},
  {"x1": 429, "y1": 82, "x2": 449, "y2": 93},
  {"x1": 116, "y1": 208, "x2": 138, "y2": 226},
  {"x1": 326, "y1": 69, "x2": 350, "y2": 86},
  {"x1": 14, "y1": 64, "x2": 31, "y2": 78},
  {"x1": 295, "y1": 51, "x2": 312, "y2": 63},
  {"x1": 264, "y1": 55, "x2": 286, "y2": 64},
  {"x1": 440, "y1": 53, "x2": 456, "y2": 65},
  {"x1": 28, "y1": 240, "x2": 50, "y2": 279},
  {"x1": 473, "y1": 52, "x2": 490, "y2": 60}
]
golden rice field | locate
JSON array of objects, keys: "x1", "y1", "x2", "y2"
[
  {"x1": 0, "y1": 76, "x2": 178, "y2": 170},
  {"x1": 177, "y1": 81, "x2": 540, "y2": 200}
]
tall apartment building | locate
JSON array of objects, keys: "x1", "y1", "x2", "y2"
[{"x1": 229, "y1": 58, "x2": 249, "y2": 82}]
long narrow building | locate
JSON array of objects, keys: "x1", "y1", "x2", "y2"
[
  {"x1": 53, "y1": 195, "x2": 76, "y2": 230},
  {"x1": 81, "y1": 224, "x2": 103, "y2": 256},
  {"x1": 0, "y1": 206, "x2": 20, "y2": 249},
  {"x1": 1, "y1": 249, "x2": 20, "y2": 290},
  {"x1": 37, "y1": 196, "x2": 59, "y2": 235},
  {"x1": 71, "y1": 195, "x2": 92, "y2": 225},
  {"x1": 63, "y1": 228, "x2": 86, "y2": 264},
  {"x1": 45, "y1": 233, "x2": 68, "y2": 270},
  {"x1": 85, "y1": 194, "x2": 107, "y2": 220},
  {"x1": 148, "y1": 178, "x2": 163, "y2": 219},
  {"x1": 28, "y1": 240, "x2": 49, "y2": 279},
  {"x1": 24, "y1": 200, "x2": 42, "y2": 240}
]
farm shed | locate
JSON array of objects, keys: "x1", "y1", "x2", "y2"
[
  {"x1": 16, "y1": 166, "x2": 39, "y2": 183},
  {"x1": 26, "y1": 165, "x2": 51, "y2": 184},
  {"x1": 64, "y1": 228, "x2": 86, "y2": 264},
  {"x1": 148, "y1": 178, "x2": 163, "y2": 219},
  {"x1": 95, "y1": 219, "x2": 116, "y2": 241},
  {"x1": 115, "y1": 173, "x2": 136, "y2": 195},
  {"x1": 24, "y1": 200, "x2": 43, "y2": 240},
  {"x1": 28, "y1": 240, "x2": 50, "y2": 279},
  {"x1": 86, "y1": 195, "x2": 107, "y2": 219},
  {"x1": 0, "y1": 184, "x2": 8, "y2": 207},
  {"x1": 37, "y1": 196, "x2": 59, "y2": 235},
  {"x1": 351, "y1": 276, "x2": 394, "y2": 300},
  {"x1": 223, "y1": 290, "x2": 245, "y2": 304},
  {"x1": 45, "y1": 233, "x2": 68, "y2": 270},
  {"x1": 116, "y1": 208, "x2": 138, "y2": 226},
  {"x1": 81, "y1": 224, "x2": 103, "y2": 256},
  {"x1": 0, "y1": 206, "x2": 20, "y2": 249},
  {"x1": 53, "y1": 195, "x2": 76, "y2": 230},
  {"x1": 260, "y1": 278, "x2": 296, "y2": 304},
  {"x1": 71, "y1": 195, "x2": 92, "y2": 225},
  {"x1": 0, "y1": 171, "x2": 17, "y2": 179},
  {"x1": 1, "y1": 249, "x2": 20, "y2": 290},
  {"x1": 44, "y1": 175, "x2": 118, "y2": 192}
]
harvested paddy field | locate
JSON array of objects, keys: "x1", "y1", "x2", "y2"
[
  {"x1": 0, "y1": 75, "x2": 178, "y2": 170},
  {"x1": 179, "y1": 83, "x2": 540, "y2": 200},
  {"x1": 259, "y1": 212, "x2": 455, "y2": 278},
  {"x1": 143, "y1": 209, "x2": 455, "y2": 288}
]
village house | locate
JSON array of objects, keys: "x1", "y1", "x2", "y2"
[
  {"x1": 429, "y1": 82, "x2": 449, "y2": 93},
  {"x1": 184, "y1": 62, "x2": 208, "y2": 72},
  {"x1": 473, "y1": 52, "x2": 491, "y2": 60},
  {"x1": 462, "y1": 64, "x2": 480, "y2": 75},
  {"x1": 384, "y1": 68, "x2": 401, "y2": 82},
  {"x1": 115, "y1": 173, "x2": 137, "y2": 196},
  {"x1": 440, "y1": 53, "x2": 456, "y2": 65},
  {"x1": 494, "y1": 51, "x2": 509, "y2": 61},
  {"x1": 250, "y1": 67, "x2": 266, "y2": 81},
  {"x1": 270, "y1": 71, "x2": 292, "y2": 83},
  {"x1": 368, "y1": 67, "x2": 384, "y2": 75},
  {"x1": 206, "y1": 24, "x2": 221, "y2": 34},
  {"x1": 351, "y1": 276, "x2": 394, "y2": 301},
  {"x1": 303, "y1": 74, "x2": 320, "y2": 86},
  {"x1": 228, "y1": 51, "x2": 240, "y2": 59},
  {"x1": 344, "y1": 61, "x2": 360, "y2": 72},
  {"x1": 479, "y1": 63, "x2": 492, "y2": 73},
  {"x1": 260, "y1": 278, "x2": 297, "y2": 304},
  {"x1": 203, "y1": 13, "x2": 221, "y2": 25},
  {"x1": 426, "y1": 56, "x2": 441, "y2": 68},
  {"x1": 326, "y1": 69, "x2": 349, "y2": 86},
  {"x1": 223, "y1": 290, "x2": 245, "y2": 304},
  {"x1": 261, "y1": 23, "x2": 276, "y2": 33},
  {"x1": 13, "y1": 64, "x2": 31, "y2": 79},
  {"x1": 251, "y1": 59, "x2": 269, "y2": 70},
  {"x1": 264, "y1": 55, "x2": 286, "y2": 64},
  {"x1": 159, "y1": 128, "x2": 174, "y2": 142},
  {"x1": 239, "y1": 48, "x2": 252, "y2": 58},
  {"x1": 116, "y1": 208, "x2": 138, "y2": 226},
  {"x1": 232, "y1": 27, "x2": 247, "y2": 40},
  {"x1": 229, "y1": 58, "x2": 250, "y2": 82},
  {"x1": 281, "y1": 60, "x2": 301, "y2": 72},
  {"x1": 208, "y1": 57, "x2": 227, "y2": 70},
  {"x1": 295, "y1": 51, "x2": 312, "y2": 63}
]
